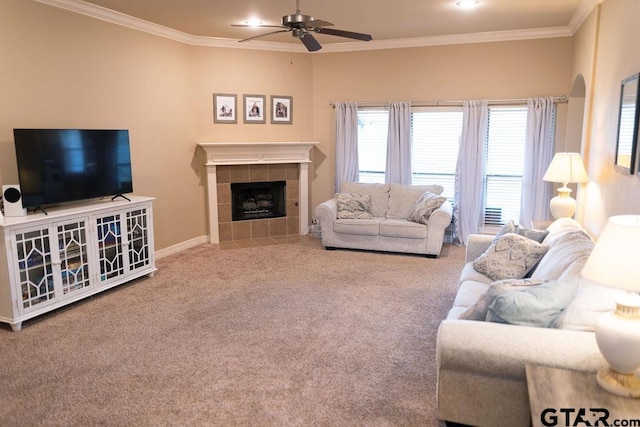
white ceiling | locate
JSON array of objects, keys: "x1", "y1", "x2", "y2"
[{"x1": 39, "y1": 0, "x2": 597, "y2": 52}]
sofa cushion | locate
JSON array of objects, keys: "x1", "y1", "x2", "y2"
[
  {"x1": 459, "y1": 278, "x2": 548, "y2": 321},
  {"x1": 552, "y1": 279, "x2": 625, "y2": 331},
  {"x1": 541, "y1": 217, "x2": 587, "y2": 247},
  {"x1": 473, "y1": 233, "x2": 548, "y2": 281},
  {"x1": 407, "y1": 191, "x2": 447, "y2": 225},
  {"x1": 530, "y1": 229, "x2": 593, "y2": 281},
  {"x1": 451, "y1": 278, "x2": 491, "y2": 311},
  {"x1": 379, "y1": 219, "x2": 428, "y2": 239},
  {"x1": 335, "y1": 192, "x2": 374, "y2": 219},
  {"x1": 341, "y1": 182, "x2": 390, "y2": 217},
  {"x1": 386, "y1": 184, "x2": 444, "y2": 219},
  {"x1": 494, "y1": 219, "x2": 549, "y2": 243},
  {"x1": 333, "y1": 218, "x2": 384, "y2": 236},
  {"x1": 486, "y1": 279, "x2": 579, "y2": 327},
  {"x1": 459, "y1": 262, "x2": 494, "y2": 285}
]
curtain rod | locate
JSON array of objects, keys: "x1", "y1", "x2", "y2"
[{"x1": 329, "y1": 95, "x2": 568, "y2": 108}]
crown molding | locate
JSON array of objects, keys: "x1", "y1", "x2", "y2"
[
  {"x1": 34, "y1": 0, "x2": 194, "y2": 43},
  {"x1": 319, "y1": 27, "x2": 572, "y2": 53},
  {"x1": 35, "y1": 0, "x2": 574, "y2": 54},
  {"x1": 568, "y1": 0, "x2": 602, "y2": 34}
]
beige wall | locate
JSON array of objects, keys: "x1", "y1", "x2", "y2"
[
  {"x1": 0, "y1": 0, "x2": 196, "y2": 250},
  {"x1": 2, "y1": 0, "x2": 594, "y2": 251},
  {"x1": 0, "y1": 0, "x2": 314, "y2": 251},
  {"x1": 310, "y1": 39, "x2": 574, "y2": 210},
  {"x1": 574, "y1": 0, "x2": 640, "y2": 236}
]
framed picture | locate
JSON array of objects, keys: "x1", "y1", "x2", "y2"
[
  {"x1": 243, "y1": 94, "x2": 266, "y2": 124},
  {"x1": 213, "y1": 93, "x2": 237, "y2": 124},
  {"x1": 271, "y1": 95, "x2": 293, "y2": 124}
]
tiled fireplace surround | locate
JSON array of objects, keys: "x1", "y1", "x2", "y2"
[
  {"x1": 199, "y1": 142, "x2": 317, "y2": 244},
  {"x1": 216, "y1": 163, "x2": 299, "y2": 241}
]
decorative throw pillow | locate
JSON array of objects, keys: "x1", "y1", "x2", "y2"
[
  {"x1": 486, "y1": 279, "x2": 579, "y2": 327},
  {"x1": 407, "y1": 191, "x2": 447, "y2": 225},
  {"x1": 335, "y1": 193, "x2": 374, "y2": 219},
  {"x1": 473, "y1": 233, "x2": 549, "y2": 281},
  {"x1": 460, "y1": 278, "x2": 548, "y2": 321},
  {"x1": 494, "y1": 219, "x2": 549, "y2": 243}
]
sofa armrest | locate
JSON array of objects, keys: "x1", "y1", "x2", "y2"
[
  {"x1": 314, "y1": 199, "x2": 338, "y2": 223},
  {"x1": 427, "y1": 200, "x2": 453, "y2": 229},
  {"x1": 436, "y1": 320, "x2": 606, "y2": 379},
  {"x1": 314, "y1": 199, "x2": 338, "y2": 247},
  {"x1": 465, "y1": 234, "x2": 494, "y2": 262}
]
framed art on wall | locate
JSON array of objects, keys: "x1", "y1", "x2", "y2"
[
  {"x1": 243, "y1": 94, "x2": 266, "y2": 124},
  {"x1": 213, "y1": 93, "x2": 237, "y2": 124},
  {"x1": 271, "y1": 95, "x2": 293, "y2": 124}
]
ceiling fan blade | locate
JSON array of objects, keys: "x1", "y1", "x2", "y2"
[
  {"x1": 315, "y1": 27, "x2": 373, "y2": 42},
  {"x1": 299, "y1": 32, "x2": 322, "y2": 52},
  {"x1": 239, "y1": 29, "x2": 290, "y2": 43},
  {"x1": 303, "y1": 19, "x2": 333, "y2": 28}
]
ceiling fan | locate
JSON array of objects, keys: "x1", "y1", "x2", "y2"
[{"x1": 232, "y1": 0, "x2": 373, "y2": 52}]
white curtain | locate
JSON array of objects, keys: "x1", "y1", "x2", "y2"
[
  {"x1": 520, "y1": 97, "x2": 555, "y2": 226},
  {"x1": 454, "y1": 100, "x2": 488, "y2": 245},
  {"x1": 334, "y1": 102, "x2": 359, "y2": 192},
  {"x1": 385, "y1": 101, "x2": 412, "y2": 184}
]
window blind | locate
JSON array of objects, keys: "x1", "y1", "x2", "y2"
[
  {"x1": 357, "y1": 109, "x2": 388, "y2": 183},
  {"x1": 411, "y1": 108, "x2": 462, "y2": 199},
  {"x1": 484, "y1": 106, "x2": 528, "y2": 226}
]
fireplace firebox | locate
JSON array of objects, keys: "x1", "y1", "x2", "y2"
[{"x1": 231, "y1": 181, "x2": 286, "y2": 221}]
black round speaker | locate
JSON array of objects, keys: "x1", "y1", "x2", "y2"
[{"x1": 3, "y1": 187, "x2": 21, "y2": 203}]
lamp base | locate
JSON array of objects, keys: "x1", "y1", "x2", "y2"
[
  {"x1": 597, "y1": 368, "x2": 640, "y2": 398},
  {"x1": 549, "y1": 186, "x2": 577, "y2": 219}
]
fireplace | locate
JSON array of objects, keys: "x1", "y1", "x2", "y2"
[
  {"x1": 231, "y1": 181, "x2": 286, "y2": 221},
  {"x1": 198, "y1": 141, "x2": 317, "y2": 244}
]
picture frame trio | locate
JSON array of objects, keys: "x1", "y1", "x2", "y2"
[{"x1": 213, "y1": 93, "x2": 293, "y2": 125}]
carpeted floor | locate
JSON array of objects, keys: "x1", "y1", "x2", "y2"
[{"x1": 0, "y1": 236, "x2": 465, "y2": 426}]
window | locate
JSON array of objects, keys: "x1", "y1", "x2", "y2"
[
  {"x1": 357, "y1": 109, "x2": 388, "y2": 183},
  {"x1": 484, "y1": 106, "x2": 528, "y2": 227},
  {"x1": 354, "y1": 103, "x2": 551, "y2": 231},
  {"x1": 411, "y1": 108, "x2": 462, "y2": 199}
]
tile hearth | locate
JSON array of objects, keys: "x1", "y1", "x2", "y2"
[
  {"x1": 198, "y1": 141, "x2": 317, "y2": 245},
  {"x1": 216, "y1": 163, "x2": 299, "y2": 242}
]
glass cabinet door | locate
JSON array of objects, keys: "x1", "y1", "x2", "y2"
[
  {"x1": 96, "y1": 214, "x2": 124, "y2": 282},
  {"x1": 57, "y1": 220, "x2": 91, "y2": 295},
  {"x1": 126, "y1": 208, "x2": 151, "y2": 272},
  {"x1": 14, "y1": 228, "x2": 55, "y2": 311}
]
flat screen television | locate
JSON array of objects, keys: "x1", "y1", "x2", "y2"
[{"x1": 13, "y1": 129, "x2": 133, "y2": 210}]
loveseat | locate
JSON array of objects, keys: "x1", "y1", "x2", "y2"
[
  {"x1": 314, "y1": 182, "x2": 453, "y2": 257},
  {"x1": 436, "y1": 217, "x2": 625, "y2": 427}
]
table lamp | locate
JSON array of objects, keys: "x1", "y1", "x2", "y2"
[
  {"x1": 542, "y1": 152, "x2": 589, "y2": 219},
  {"x1": 581, "y1": 215, "x2": 640, "y2": 397}
]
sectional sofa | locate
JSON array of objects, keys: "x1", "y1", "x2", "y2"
[{"x1": 436, "y1": 218, "x2": 624, "y2": 427}]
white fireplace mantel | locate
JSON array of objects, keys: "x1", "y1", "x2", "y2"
[{"x1": 198, "y1": 141, "x2": 318, "y2": 243}]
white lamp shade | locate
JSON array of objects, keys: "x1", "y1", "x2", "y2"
[
  {"x1": 543, "y1": 152, "x2": 589, "y2": 184},
  {"x1": 581, "y1": 215, "x2": 640, "y2": 293}
]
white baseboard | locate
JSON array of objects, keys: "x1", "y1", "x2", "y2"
[{"x1": 155, "y1": 235, "x2": 210, "y2": 260}]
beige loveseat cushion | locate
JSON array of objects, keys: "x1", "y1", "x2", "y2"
[
  {"x1": 380, "y1": 219, "x2": 428, "y2": 239},
  {"x1": 386, "y1": 183, "x2": 444, "y2": 219},
  {"x1": 333, "y1": 218, "x2": 384, "y2": 236},
  {"x1": 341, "y1": 182, "x2": 390, "y2": 217}
]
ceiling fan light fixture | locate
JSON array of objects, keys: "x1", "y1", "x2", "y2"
[
  {"x1": 244, "y1": 19, "x2": 263, "y2": 27},
  {"x1": 456, "y1": 0, "x2": 479, "y2": 9}
]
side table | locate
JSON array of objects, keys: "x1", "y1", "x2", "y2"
[{"x1": 526, "y1": 364, "x2": 640, "y2": 427}]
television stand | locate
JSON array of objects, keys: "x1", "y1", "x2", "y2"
[
  {"x1": 30, "y1": 206, "x2": 48, "y2": 215},
  {"x1": 111, "y1": 194, "x2": 131, "y2": 202},
  {"x1": 0, "y1": 195, "x2": 156, "y2": 331}
]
